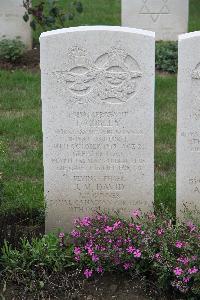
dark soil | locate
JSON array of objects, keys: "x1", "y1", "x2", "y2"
[
  {"x1": 0, "y1": 47, "x2": 40, "y2": 71},
  {"x1": 1, "y1": 272, "x2": 176, "y2": 300},
  {"x1": 0, "y1": 213, "x2": 44, "y2": 249}
]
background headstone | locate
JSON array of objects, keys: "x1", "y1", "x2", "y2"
[
  {"x1": 177, "y1": 32, "x2": 200, "y2": 218},
  {"x1": 0, "y1": 0, "x2": 32, "y2": 49},
  {"x1": 40, "y1": 26, "x2": 155, "y2": 232},
  {"x1": 122, "y1": 0, "x2": 189, "y2": 41}
]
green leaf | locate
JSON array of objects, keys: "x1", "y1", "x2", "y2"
[
  {"x1": 30, "y1": 20, "x2": 36, "y2": 31},
  {"x1": 23, "y1": 13, "x2": 29, "y2": 22},
  {"x1": 39, "y1": 281, "x2": 44, "y2": 288},
  {"x1": 75, "y1": 1, "x2": 83, "y2": 13}
]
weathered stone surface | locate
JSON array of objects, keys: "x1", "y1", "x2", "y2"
[
  {"x1": 0, "y1": 0, "x2": 32, "y2": 49},
  {"x1": 40, "y1": 26, "x2": 155, "y2": 232},
  {"x1": 122, "y1": 0, "x2": 189, "y2": 41},
  {"x1": 177, "y1": 32, "x2": 200, "y2": 218}
]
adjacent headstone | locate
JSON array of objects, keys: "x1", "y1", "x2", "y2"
[
  {"x1": 122, "y1": 0, "x2": 189, "y2": 41},
  {"x1": 177, "y1": 32, "x2": 200, "y2": 218},
  {"x1": 40, "y1": 26, "x2": 155, "y2": 232},
  {"x1": 0, "y1": 0, "x2": 32, "y2": 49}
]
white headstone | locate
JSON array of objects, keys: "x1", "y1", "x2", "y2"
[
  {"x1": 177, "y1": 32, "x2": 200, "y2": 218},
  {"x1": 0, "y1": 0, "x2": 32, "y2": 49},
  {"x1": 40, "y1": 26, "x2": 155, "y2": 232},
  {"x1": 122, "y1": 0, "x2": 189, "y2": 41}
]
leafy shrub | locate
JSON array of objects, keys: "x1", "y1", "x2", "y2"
[
  {"x1": 23, "y1": 0, "x2": 83, "y2": 32},
  {"x1": 0, "y1": 233, "x2": 74, "y2": 292},
  {"x1": 0, "y1": 38, "x2": 26, "y2": 62},
  {"x1": 156, "y1": 41, "x2": 178, "y2": 73},
  {"x1": 70, "y1": 211, "x2": 200, "y2": 298}
]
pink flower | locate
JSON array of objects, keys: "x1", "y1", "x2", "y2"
[
  {"x1": 92, "y1": 254, "x2": 99, "y2": 262},
  {"x1": 177, "y1": 257, "x2": 189, "y2": 265},
  {"x1": 84, "y1": 268, "x2": 93, "y2": 278},
  {"x1": 85, "y1": 241, "x2": 93, "y2": 250},
  {"x1": 71, "y1": 230, "x2": 80, "y2": 238},
  {"x1": 113, "y1": 220, "x2": 121, "y2": 230},
  {"x1": 136, "y1": 225, "x2": 141, "y2": 232},
  {"x1": 191, "y1": 256, "x2": 197, "y2": 261},
  {"x1": 126, "y1": 246, "x2": 135, "y2": 254},
  {"x1": 186, "y1": 221, "x2": 196, "y2": 233},
  {"x1": 173, "y1": 267, "x2": 183, "y2": 276},
  {"x1": 87, "y1": 248, "x2": 94, "y2": 256},
  {"x1": 129, "y1": 223, "x2": 135, "y2": 228},
  {"x1": 59, "y1": 232, "x2": 65, "y2": 238},
  {"x1": 183, "y1": 277, "x2": 190, "y2": 283},
  {"x1": 175, "y1": 241, "x2": 184, "y2": 249},
  {"x1": 132, "y1": 209, "x2": 141, "y2": 218},
  {"x1": 97, "y1": 214, "x2": 102, "y2": 221},
  {"x1": 157, "y1": 228, "x2": 164, "y2": 236},
  {"x1": 133, "y1": 249, "x2": 141, "y2": 258},
  {"x1": 95, "y1": 229, "x2": 100, "y2": 235},
  {"x1": 154, "y1": 253, "x2": 161, "y2": 260},
  {"x1": 75, "y1": 256, "x2": 80, "y2": 261},
  {"x1": 104, "y1": 226, "x2": 113, "y2": 233},
  {"x1": 124, "y1": 237, "x2": 131, "y2": 244},
  {"x1": 100, "y1": 246, "x2": 106, "y2": 251},
  {"x1": 123, "y1": 262, "x2": 132, "y2": 270},
  {"x1": 116, "y1": 239, "x2": 122, "y2": 246},
  {"x1": 81, "y1": 216, "x2": 91, "y2": 227},
  {"x1": 97, "y1": 266, "x2": 103, "y2": 273},
  {"x1": 188, "y1": 266, "x2": 198, "y2": 274},
  {"x1": 74, "y1": 247, "x2": 81, "y2": 256}
]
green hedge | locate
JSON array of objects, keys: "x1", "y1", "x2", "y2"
[{"x1": 156, "y1": 41, "x2": 178, "y2": 74}]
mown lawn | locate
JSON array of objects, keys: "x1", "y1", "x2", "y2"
[
  {"x1": 0, "y1": 71, "x2": 177, "y2": 217},
  {"x1": 0, "y1": 71, "x2": 43, "y2": 216},
  {"x1": 32, "y1": 0, "x2": 200, "y2": 42},
  {"x1": 1, "y1": 0, "x2": 200, "y2": 219}
]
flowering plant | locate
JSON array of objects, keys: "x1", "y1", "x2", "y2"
[{"x1": 66, "y1": 210, "x2": 200, "y2": 297}]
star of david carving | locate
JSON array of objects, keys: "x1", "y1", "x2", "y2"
[{"x1": 140, "y1": 0, "x2": 170, "y2": 23}]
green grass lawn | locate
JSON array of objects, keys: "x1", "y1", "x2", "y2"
[
  {"x1": 0, "y1": 71, "x2": 177, "y2": 217},
  {"x1": 32, "y1": 0, "x2": 200, "y2": 42},
  {"x1": 1, "y1": 0, "x2": 200, "y2": 220},
  {"x1": 0, "y1": 71, "x2": 43, "y2": 217}
]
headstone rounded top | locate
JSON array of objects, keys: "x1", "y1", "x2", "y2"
[
  {"x1": 40, "y1": 26, "x2": 155, "y2": 40},
  {"x1": 179, "y1": 31, "x2": 200, "y2": 41}
]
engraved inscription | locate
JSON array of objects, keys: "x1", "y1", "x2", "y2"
[
  {"x1": 140, "y1": 0, "x2": 170, "y2": 23},
  {"x1": 190, "y1": 63, "x2": 200, "y2": 120},
  {"x1": 55, "y1": 43, "x2": 142, "y2": 105},
  {"x1": 46, "y1": 108, "x2": 147, "y2": 214},
  {"x1": 180, "y1": 131, "x2": 200, "y2": 152},
  {"x1": 189, "y1": 177, "x2": 200, "y2": 194},
  {"x1": 192, "y1": 63, "x2": 200, "y2": 79}
]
